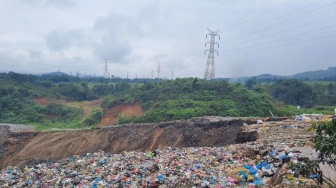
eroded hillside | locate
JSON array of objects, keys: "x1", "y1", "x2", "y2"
[{"x1": 0, "y1": 117, "x2": 257, "y2": 169}]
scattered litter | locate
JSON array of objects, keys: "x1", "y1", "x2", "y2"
[{"x1": 0, "y1": 117, "x2": 321, "y2": 187}]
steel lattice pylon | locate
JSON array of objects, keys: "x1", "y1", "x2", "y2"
[{"x1": 204, "y1": 28, "x2": 220, "y2": 80}]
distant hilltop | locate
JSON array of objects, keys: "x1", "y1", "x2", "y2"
[
  {"x1": 40, "y1": 71, "x2": 67, "y2": 76},
  {"x1": 290, "y1": 66, "x2": 336, "y2": 80},
  {"x1": 226, "y1": 66, "x2": 336, "y2": 83},
  {"x1": 14, "y1": 66, "x2": 336, "y2": 82}
]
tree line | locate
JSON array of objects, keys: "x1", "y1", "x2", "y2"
[{"x1": 0, "y1": 72, "x2": 335, "y2": 127}]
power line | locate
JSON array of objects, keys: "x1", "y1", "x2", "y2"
[
  {"x1": 157, "y1": 63, "x2": 161, "y2": 78},
  {"x1": 225, "y1": 14, "x2": 336, "y2": 48},
  {"x1": 224, "y1": 0, "x2": 336, "y2": 42},
  {"x1": 252, "y1": 0, "x2": 325, "y2": 28},
  {"x1": 103, "y1": 59, "x2": 110, "y2": 79},
  {"x1": 226, "y1": 0, "x2": 291, "y2": 31},
  {"x1": 223, "y1": 24, "x2": 336, "y2": 52},
  {"x1": 224, "y1": 33, "x2": 336, "y2": 55},
  {"x1": 222, "y1": 0, "x2": 323, "y2": 40}
]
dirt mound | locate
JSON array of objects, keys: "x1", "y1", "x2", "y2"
[
  {"x1": 32, "y1": 99, "x2": 103, "y2": 122},
  {"x1": 82, "y1": 99, "x2": 102, "y2": 107},
  {"x1": 0, "y1": 127, "x2": 38, "y2": 168},
  {"x1": 32, "y1": 97, "x2": 49, "y2": 105},
  {"x1": 99, "y1": 102, "x2": 144, "y2": 126},
  {"x1": 0, "y1": 117, "x2": 256, "y2": 169},
  {"x1": 61, "y1": 99, "x2": 103, "y2": 122}
]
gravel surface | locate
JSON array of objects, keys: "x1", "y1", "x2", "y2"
[
  {"x1": 0, "y1": 124, "x2": 34, "y2": 132},
  {"x1": 0, "y1": 126, "x2": 10, "y2": 138}
]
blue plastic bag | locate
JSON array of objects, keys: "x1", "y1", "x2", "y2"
[{"x1": 253, "y1": 178, "x2": 264, "y2": 185}]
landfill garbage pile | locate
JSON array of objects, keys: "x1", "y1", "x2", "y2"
[
  {"x1": 0, "y1": 143, "x2": 320, "y2": 187},
  {"x1": 0, "y1": 117, "x2": 327, "y2": 187},
  {"x1": 0, "y1": 116, "x2": 258, "y2": 169},
  {"x1": 242, "y1": 119, "x2": 315, "y2": 148}
]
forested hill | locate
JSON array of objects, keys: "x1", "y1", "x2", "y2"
[
  {"x1": 291, "y1": 66, "x2": 336, "y2": 80},
  {"x1": 103, "y1": 78, "x2": 276, "y2": 123},
  {"x1": 0, "y1": 72, "x2": 335, "y2": 129},
  {"x1": 227, "y1": 66, "x2": 336, "y2": 83},
  {"x1": 103, "y1": 78, "x2": 336, "y2": 124}
]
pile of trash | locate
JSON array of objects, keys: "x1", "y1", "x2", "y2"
[
  {"x1": 0, "y1": 124, "x2": 34, "y2": 132},
  {"x1": 294, "y1": 114, "x2": 324, "y2": 121},
  {"x1": 243, "y1": 119, "x2": 315, "y2": 148},
  {"x1": 1, "y1": 143, "x2": 319, "y2": 187},
  {"x1": 1, "y1": 118, "x2": 326, "y2": 187}
]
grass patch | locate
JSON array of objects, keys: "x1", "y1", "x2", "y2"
[{"x1": 274, "y1": 105, "x2": 335, "y2": 116}]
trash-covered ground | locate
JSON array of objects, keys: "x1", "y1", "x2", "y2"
[
  {"x1": 0, "y1": 124, "x2": 34, "y2": 133},
  {"x1": 0, "y1": 116, "x2": 329, "y2": 187}
]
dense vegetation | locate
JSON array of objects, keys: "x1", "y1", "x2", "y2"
[
  {"x1": 269, "y1": 79, "x2": 336, "y2": 107},
  {"x1": 0, "y1": 71, "x2": 335, "y2": 129},
  {"x1": 104, "y1": 78, "x2": 276, "y2": 123},
  {"x1": 309, "y1": 119, "x2": 336, "y2": 187},
  {"x1": 231, "y1": 66, "x2": 336, "y2": 83},
  {"x1": 0, "y1": 72, "x2": 139, "y2": 129},
  {"x1": 0, "y1": 79, "x2": 83, "y2": 130}
]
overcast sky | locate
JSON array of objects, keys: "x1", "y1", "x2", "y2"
[{"x1": 1, "y1": 0, "x2": 336, "y2": 78}]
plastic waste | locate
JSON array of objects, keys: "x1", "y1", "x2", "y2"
[{"x1": 310, "y1": 174, "x2": 318, "y2": 179}]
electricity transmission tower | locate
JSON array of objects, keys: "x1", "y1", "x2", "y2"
[
  {"x1": 204, "y1": 28, "x2": 220, "y2": 80},
  {"x1": 104, "y1": 59, "x2": 110, "y2": 79},
  {"x1": 157, "y1": 63, "x2": 161, "y2": 79}
]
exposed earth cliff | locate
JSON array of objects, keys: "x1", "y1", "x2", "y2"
[{"x1": 0, "y1": 117, "x2": 257, "y2": 169}]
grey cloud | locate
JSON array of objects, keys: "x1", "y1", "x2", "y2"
[
  {"x1": 151, "y1": 54, "x2": 167, "y2": 62},
  {"x1": 45, "y1": 29, "x2": 84, "y2": 51},
  {"x1": 93, "y1": 13, "x2": 143, "y2": 63},
  {"x1": 29, "y1": 50, "x2": 42, "y2": 59},
  {"x1": 45, "y1": 0, "x2": 75, "y2": 7},
  {"x1": 94, "y1": 13, "x2": 142, "y2": 37},
  {"x1": 20, "y1": 0, "x2": 75, "y2": 8},
  {"x1": 44, "y1": 12, "x2": 143, "y2": 63},
  {"x1": 94, "y1": 36, "x2": 132, "y2": 63},
  {"x1": 3, "y1": 0, "x2": 336, "y2": 77},
  {"x1": 137, "y1": 2, "x2": 160, "y2": 32},
  {"x1": 151, "y1": 54, "x2": 187, "y2": 73},
  {"x1": 137, "y1": 3, "x2": 159, "y2": 23}
]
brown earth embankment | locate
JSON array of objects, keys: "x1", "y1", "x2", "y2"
[
  {"x1": 0, "y1": 117, "x2": 258, "y2": 169},
  {"x1": 99, "y1": 102, "x2": 144, "y2": 126}
]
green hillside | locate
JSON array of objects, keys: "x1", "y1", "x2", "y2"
[
  {"x1": 230, "y1": 66, "x2": 336, "y2": 84},
  {"x1": 1, "y1": 72, "x2": 335, "y2": 129},
  {"x1": 291, "y1": 66, "x2": 336, "y2": 80},
  {"x1": 0, "y1": 79, "x2": 83, "y2": 129},
  {"x1": 102, "y1": 78, "x2": 276, "y2": 123}
]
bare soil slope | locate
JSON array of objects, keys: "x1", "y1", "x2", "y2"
[
  {"x1": 99, "y1": 102, "x2": 144, "y2": 126},
  {"x1": 65, "y1": 99, "x2": 103, "y2": 122},
  {"x1": 0, "y1": 117, "x2": 257, "y2": 169},
  {"x1": 32, "y1": 98, "x2": 103, "y2": 122},
  {"x1": 32, "y1": 98, "x2": 142, "y2": 125}
]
